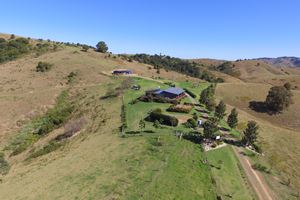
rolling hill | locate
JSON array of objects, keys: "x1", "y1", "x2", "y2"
[
  {"x1": 0, "y1": 33, "x2": 300, "y2": 199},
  {"x1": 256, "y1": 57, "x2": 300, "y2": 68}
]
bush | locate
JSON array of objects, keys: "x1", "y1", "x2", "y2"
[
  {"x1": 0, "y1": 37, "x2": 31, "y2": 63},
  {"x1": 164, "y1": 82, "x2": 176, "y2": 87},
  {"x1": 184, "y1": 88, "x2": 196, "y2": 98},
  {"x1": 67, "y1": 71, "x2": 77, "y2": 83},
  {"x1": 146, "y1": 110, "x2": 178, "y2": 126},
  {"x1": 56, "y1": 117, "x2": 86, "y2": 141},
  {"x1": 0, "y1": 152, "x2": 10, "y2": 175},
  {"x1": 252, "y1": 142, "x2": 262, "y2": 153},
  {"x1": 27, "y1": 140, "x2": 63, "y2": 159},
  {"x1": 36, "y1": 61, "x2": 53, "y2": 72},
  {"x1": 185, "y1": 118, "x2": 197, "y2": 128},
  {"x1": 139, "y1": 94, "x2": 179, "y2": 104},
  {"x1": 167, "y1": 104, "x2": 193, "y2": 113},
  {"x1": 252, "y1": 163, "x2": 270, "y2": 173}
]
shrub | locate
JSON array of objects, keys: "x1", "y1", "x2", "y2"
[
  {"x1": 0, "y1": 37, "x2": 31, "y2": 63},
  {"x1": 252, "y1": 142, "x2": 262, "y2": 153},
  {"x1": 184, "y1": 88, "x2": 196, "y2": 98},
  {"x1": 185, "y1": 118, "x2": 197, "y2": 128},
  {"x1": 56, "y1": 117, "x2": 86, "y2": 141},
  {"x1": 146, "y1": 110, "x2": 178, "y2": 126},
  {"x1": 164, "y1": 82, "x2": 176, "y2": 87},
  {"x1": 27, "y1": 140, "x2": 63, "y2": 159},
  {"x1": 167, "y1": 104, "x2": 193, "y2": 113},
  {"x1": 81, "y1": 45, "x2": 89, "y2": 52},
  {"x1": 139, "y1": 94, "x2": 179, "y2": 104},
  {"x1": 0, "y1": 152, "x2": 10, "y2": 175},
  {"x1": 153, "y1": 120, "x2": 161, "y2": 128},
  {"x1": 36, "y1": 61, "x2": 53, "y2": 72},
  {"x1": 252, "y1": 163, "x2": 269, "y2": 173},
  {"x1": 67, "y1": 71, "x2": 77, "y2": 83}
]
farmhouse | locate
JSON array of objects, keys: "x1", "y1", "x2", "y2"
[
  {"x1": 154, "y1": 87, "x2": 186, "y2": 99},
  {"x1": 112, "y1": 69, "x2": 133, "y2": 75}
]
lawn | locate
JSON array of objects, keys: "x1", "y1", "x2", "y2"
[
  {"x1": 124, "y1": 77, "x2": 211, "y2": 132},
  {"x1": 177, "y1": 80, "x2": 210, "y2": 99},
  {"x1": 206, "y1": 146, "x2": 254, "y2": 200}
]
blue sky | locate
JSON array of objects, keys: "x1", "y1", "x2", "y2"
[{"x1": 1, "y1": 0, "x2": 299, "y2": 60}]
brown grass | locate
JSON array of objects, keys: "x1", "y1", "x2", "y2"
[{"x1": 216, "y1": 82, "x2": 300, "y2": 191}]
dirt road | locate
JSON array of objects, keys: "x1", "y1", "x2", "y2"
[{"x1": 233, "y1": 146, "x2": 276, "y2": 200}]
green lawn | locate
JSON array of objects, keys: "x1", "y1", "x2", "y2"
[
  {"x1": 122, "y1": 133, "x2": 216, "y2": 200},
  {"x1": 206, "y1": 146, "x2": 254, "y2": 200},
  {"x1": 177, "y1": 81, "x2": 210, "y2": 99}
]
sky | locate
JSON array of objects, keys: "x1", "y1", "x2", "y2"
[{"x1": 0, "y1": 0, "x2": 299, "y2": 60}]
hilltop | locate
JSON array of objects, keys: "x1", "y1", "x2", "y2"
[{"x1": 255, "y1": 56, "x2": 300, "y2": 68}]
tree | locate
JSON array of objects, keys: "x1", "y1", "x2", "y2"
[
  {"x1": 203, "y1": 117, "x2": 219, "y2": 139},
  {"x1": 215, "y1": 100, "x2": 226, "y2": 119},
  {"x1": 96, "y1": 41, "x2": 108, "y2": 53},
  {"x1": 265, "y1": 85, "x2": 293, "y2": 113},
  {"x1": 200, "y1": 84, "x2": 216, "y2": 111},
  {"x1": 82, "y1": 45, "x2": 89, "y2": 52},
  {"x1": 242, "y1": 121, "x2": 259, "y2": 146},
  {"x1": 10, "y1": 34, "x2": 15, "y2": 39},
  {"x1": 192, "y1": 112, "x2": 198, "y2": 121},
  {"x1": 227, "y1": 108, "x2": 238, "y2": 128},
  {"x1": 139, "y1": 119, "x2": 145, "y2": 132},
  {"x1": 186, "y1": 118, "x2": 197, "y2": 129}
]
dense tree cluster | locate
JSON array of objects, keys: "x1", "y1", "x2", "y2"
[
  {"x1": 0, "y1": 37, "x2": 31, "y2": 63},
  {"x1": 131, "y1": 54, "x2": 223, "y2": 83},
  {"x1": 199, "y1": 84, "x2": 216, "y2": 111},
  {"x1": 216, "y1": 61, "x2": 241, "y2": 77},
  {"x1": 265, "y1": 83, "x2": 293, "y2": 113}
]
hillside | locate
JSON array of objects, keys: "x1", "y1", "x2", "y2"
[
  {"x1": 256, "y1": 57, "x2": 300, "y2": 68},
  {"x1": 0, "y1": 34, "x2": 300, "y2": 199}
]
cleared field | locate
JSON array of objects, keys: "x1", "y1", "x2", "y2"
[{"x1": 206, "y1": 146, "x2": 254, "y2": 200}]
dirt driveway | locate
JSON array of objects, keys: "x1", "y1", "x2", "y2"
[{"x1": 233, "y1": 146, "x2": 276, "y2": 200}]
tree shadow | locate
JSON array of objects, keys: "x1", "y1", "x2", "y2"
[{"x1": 248, "y1": 101, "x2": 277, "y2": 115}]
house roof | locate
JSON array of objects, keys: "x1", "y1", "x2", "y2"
[{"x1": 162, "y1": 87, "x2": 184, "y2": 95}]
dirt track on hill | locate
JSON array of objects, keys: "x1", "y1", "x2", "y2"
[{"x1": 233, "y1": 146, "x2": 276, "y2": 200}]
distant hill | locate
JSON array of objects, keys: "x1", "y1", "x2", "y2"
[{"x1": 255, "y1": 57, "x2": 300, "y2": 68}]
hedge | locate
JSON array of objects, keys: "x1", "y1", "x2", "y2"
[
  {"x1": 146, "y1": 110, "x2": 178, "y2": 126},
  {"x1": 167, "y1": 104, "x2": 193, "y2": 113},
  {"x1": 184, "y1": 88, "x2": 196, "y2": 98}
]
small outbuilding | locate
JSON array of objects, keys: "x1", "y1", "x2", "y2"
[{"x1": 112, "y1": 69, "x2": 133, "y2": 75}]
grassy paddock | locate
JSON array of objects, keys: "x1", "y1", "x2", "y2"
[
  {"x1": 206, "y1": 146, "x2": 254, "y2": 200},
  {"x1": 122, "y1": 133, "x2": 216, "y2": 199}
]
